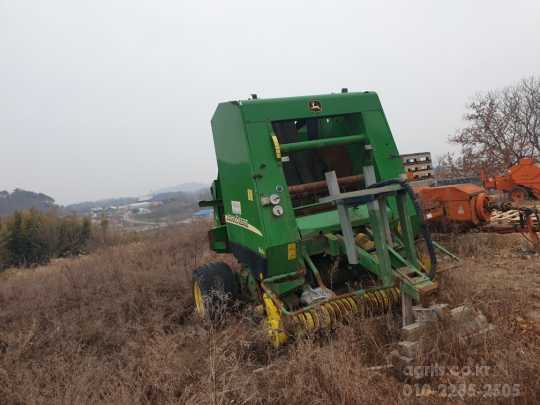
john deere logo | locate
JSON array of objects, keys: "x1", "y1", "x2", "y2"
[{"x1": 308, "y1": 100, "x2": 322, "y2": 112}]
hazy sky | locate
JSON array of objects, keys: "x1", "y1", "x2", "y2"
[{"x1": 1, "y1": 1, "x2": 539, "y2": 204}]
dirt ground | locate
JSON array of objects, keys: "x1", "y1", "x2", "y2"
[{"x1": 0, "y1": 224, "x2": 539, "y2": 404}]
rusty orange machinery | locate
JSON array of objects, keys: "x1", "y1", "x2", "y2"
[
  {"x1": 414, "y1": 183, "x2": 539, "y2": 245},
  {"x1": 415, "y1": 183, "x2": 491, "y2": 225},
  {"x1": 482, "y1": 158, "x2": 540, "y2": 202}
]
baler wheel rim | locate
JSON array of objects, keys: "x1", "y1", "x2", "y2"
[
  {"x1": 262, "y1": 293, "x2": 288, "y2": 347},
  {"x1": 193, "y1": 281, "x2": 205, "y2": 317}
]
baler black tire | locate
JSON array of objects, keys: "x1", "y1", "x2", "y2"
[{"x1": 192, "y1": 262, "x2": 239, "y2": 321}]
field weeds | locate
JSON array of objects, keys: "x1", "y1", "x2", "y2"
[{"x1": 0, "y1": 225, "x2": 539, "y2": 404}]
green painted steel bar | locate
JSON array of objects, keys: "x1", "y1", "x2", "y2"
[
  {"x1": 303, "y1": 251, "x2": 324, "y2": 282},
  {"x1": 293, "y1": 200, "x2": 328, "y2": 211},
  {"x1": 263, "y1": 271, "x2": 302, "y2": 283},
  {"x1": 388, "y1": 245, "x2": 410, "y2": 267},
  {"x1": 280, "y1": 134, "x2": 366, "y2": 153},
  {"x1": 363, "y1": 161, "x2": 394, "y2": 286},
  {"x1": 432, "y1": 241, "x2": 460, "y2": 261},
  {"x1": 396, "y1": 191, "x2": 419, "y2": 268},
  {"x1": 390, "y1": 234, "x2": 429, "y2": 271},
  {"x1": 355, "y1": 245, "x2": 380, "y2": 273},
  {"x1": 387, "y1": 246, "x2": 427, "y2": 280},
  {"x1": 334, "y1": 234, "x2": 380, "y2": 276},
  {"x1": 368, "y1": 202, "x2": 394, "y2": 285}
]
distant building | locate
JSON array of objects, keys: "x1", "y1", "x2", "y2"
[
  {"x1": 128, "y1": 201, "x2": 154, "y2": 209},
  {"x1": 193, "y1": 208, "x2": 213, "y2": 217},
  {"x1": 137, "y1": 195, "x2": 154, "y2": 203},
  {"x1": 400, "y1": 152, "x2": 433, "y2": 180}
]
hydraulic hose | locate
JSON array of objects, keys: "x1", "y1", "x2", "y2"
[{"x1": 366, "y1": 178, "x2": 437, "y2": 280}]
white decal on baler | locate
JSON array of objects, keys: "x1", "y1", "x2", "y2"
[{"x1": 225, "y1": 214, "x2": 263, "y2": 237}]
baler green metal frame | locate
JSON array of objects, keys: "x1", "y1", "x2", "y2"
[{"x1": 198, "y1": 91, "x2": 438, "y2": 345}]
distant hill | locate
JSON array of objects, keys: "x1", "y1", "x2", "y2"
[
  {"x1": 151, "y1": 182, "x2": 208, "y2": 194},
  {"x1": 139, "y1": 189, "x2": 211, "y2": 222},
  {"x1": 151, "y1": 190, "x2": 195, "y2": 203},
  {"x1": 0, "y1": 189, "x2": 57, "y2": 216},
  {"x1": 65, "y1": 183, "x2": 211, "y2": 214}
]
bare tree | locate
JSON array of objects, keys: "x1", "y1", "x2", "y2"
[
  {"x1": 435, "y1": 152, "x2": 474, "y2": 179},
  {"x1": 449, "y1": 76, "x2": 540, "y2": 176}
]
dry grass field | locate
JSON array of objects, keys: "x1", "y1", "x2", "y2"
[{"x1": 0, "y1": 224, "x2": 539, "y2": 404}]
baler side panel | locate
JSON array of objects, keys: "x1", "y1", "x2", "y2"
[
  {"x1": 244, "y1": 122, "x2": 302, "y2": 276},
  {"x1": 362, "y1": 110, "x2": 404, "y2": 181},
  {"x1": 211, "y1": 103, "x2": 266, "y2": 268}
]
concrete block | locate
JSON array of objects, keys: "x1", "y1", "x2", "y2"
[
  {"x1": 432, "y1": 303, "x2": 450, "y2": 319},
  {"x1": 412, "y1": 304, "x2": 450, "y2": 323},
  {"x1": 412, "y1": 306, "x2": 438, "y2": 323},
  {"x1": 474, "y1": 313, "x2": 489, "y2": 329},
  {"x1": 398, "y1": 340, "x2": 420, "y2": 358},
  {"x1": 388, "y1": 349, "x2": 413, "y2": 370},
  {"x1": 401, "y1": 321, "x2": 428, "y2": 341},
  {"x1": 459, "y1": 324, "x2": 496, "y2": 346},
  {"x1": 450, "y1": 305, "x2": 476, "y2": 323}
]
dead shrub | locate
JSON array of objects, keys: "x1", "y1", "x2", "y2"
[{"x1": 0, "y1": 227, "x2": 538, "y2": 404}]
